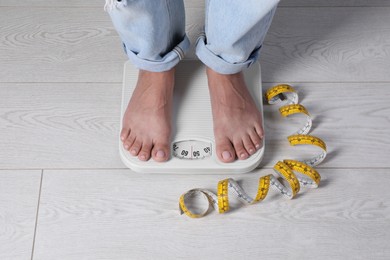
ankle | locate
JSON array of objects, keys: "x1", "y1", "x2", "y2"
[
  {"x1": 206, "y1": 67, "x2": 241, "y2": 79},
  {"x1": 139, "y1": 67, "x2": 175, "y2": 79}
]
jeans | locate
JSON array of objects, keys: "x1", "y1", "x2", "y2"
[{"x1": 106, "y1": 0, "x2": 279, "y2": 74}]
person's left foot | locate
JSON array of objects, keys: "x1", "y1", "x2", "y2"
[{"x1": 206, "y1": 67, "x2": 264, "y2": 163}]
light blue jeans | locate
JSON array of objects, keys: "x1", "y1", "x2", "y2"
[{"x1": 106, "y1": 0, "x2": 279, "y2": 74}]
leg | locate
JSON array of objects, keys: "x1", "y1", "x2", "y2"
[
  {"x1": 106, "y1": 0, "x2": 189, "y2": 162},
  {"x1": 196, "y1": 0, "x2": 279, "y2": 162}
]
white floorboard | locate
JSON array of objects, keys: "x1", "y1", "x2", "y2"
[
  {"x1": 0, "y1": 0, "x2": 206, "y2": 8},
  {"x1": 0, "y1": 7, "x2": 125, "y2": 83},
  {"x1": 1, "y1": 0, "x2": 389, "y2": 7},
  {"x1": 262, "y1": 82, "x2": 390, "y2": 168},
  {"x1": 33, "y1": 169, "x2": 390, "y2": 260},
  {"x1": 262, "y1": 7, "x2": 390, "y2": 82},
  {"x1": 279, "y1": 0, "x2": 390, "y2": 6},
  {"x1": 0, "y1": 83, "x2": 123, "y2": 169},
  {"x1": 1, "y1": 7, "x2": 390, "y2": 83},
  {"x1": 0, "y1": 170, "x2": 42, "y2": 260},
  {"x1": 1, "y1": 82, "x2": 389, "y2": 169}
]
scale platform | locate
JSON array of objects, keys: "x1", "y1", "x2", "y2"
[{"x1": 119, "y1": 60, "x2": 264, "y2": 174}]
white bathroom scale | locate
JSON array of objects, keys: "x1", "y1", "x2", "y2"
[{"x1": 119, "y1": 60, "x2": 265, "y2": 174}]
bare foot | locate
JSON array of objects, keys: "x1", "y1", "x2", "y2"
[
  {"x1": 207, "y1": 67, "x2": 264, "y2": 163},
  {"x1": 120, "y1": 68, "x2": 175, "y2": 162}
]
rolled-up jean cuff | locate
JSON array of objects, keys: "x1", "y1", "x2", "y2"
[
  {"x1": 125, "y1": 35, "x2": 190, "y2": 72},
  {"x1": 195, "y1": 36, "x2": 259, "y2": 74}
]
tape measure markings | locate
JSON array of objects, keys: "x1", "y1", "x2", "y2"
[
  {"x1": 288, "y1": 135, "x2": 327, "y2": 167},
  {"x1": 284, "y1": 160, "x2": 321, "y2": 187},
  {"x1": 265, "y1": 84, "x2": 298, "y2": 105},
  {"x1": 279, "y1": 104, "x2": 312, "y2": 136},
  {"x1": 179, "y1": 84, "x2": 327, "y2": 218}
]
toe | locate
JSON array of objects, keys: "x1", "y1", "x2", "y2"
[
  {"x1": 120, "y1": 127, "x2": 130, "y2": 142},
  {"x1": 254, "y1": 123, "x2": 264, "y2": 139},
  {"x1": 152, "y1": 142, "x2": 170, "y2": 162},
  {"x1": 216, "y1": 137, "x2": 235, "y2": 163},
  {"x1": 233, "y1": 139, "x2": 249, "y2": 160},
  {"x1": 129, "y1": 138, "x2": 142, "y2": 156},
  {"x1": 242, "y1": 135, "x2": 256, "y2": 155},
  {"x1": 123, "y1": 134, "x2": 135, "y2": 151},
  {"x1": 138, "y1": 140, "x2": 152, "y2": 161},
  {"x1": 249, "y1": 128, "x2": 263, "y2": 150}
]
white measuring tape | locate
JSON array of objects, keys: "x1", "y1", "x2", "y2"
[{"x1": 179, "y1": 84, "x2": 327, "y2": 218}]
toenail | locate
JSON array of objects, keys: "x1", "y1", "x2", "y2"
[
  {"x1": 124, "y1": 144, "x2": 129, "y2": 149},
  {"x1": 255, "y1": 144, "x2": 260, "y2": 149},
  {"x1": 249, "y1": 149, "x2": 254, "y2": 154},
  {"x1": 131, "y1": 149, "x2": 137, "y2": 155},
  {"x1": 222, "y1": 151, "x2": 232, "y2": 160},
  {"x1": 240, "y1": 153, "x2": 247, "y2": 159},
  {"x1": 140, "y1": 154, "x2": 146, "y2": 160},
  {"x1": 156, "y1": 150, "x2": 165, "y2": 158}
]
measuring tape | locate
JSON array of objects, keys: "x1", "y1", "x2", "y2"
[{"x1": 179, "y1": 84, "x2": 327, "y2": 218}]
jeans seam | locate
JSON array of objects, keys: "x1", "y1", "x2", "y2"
[
  {"x1": 173, "y1": 47, "x2": 183, "y2": 60},
  {"x1": 176, "y1": 46, "x2": 185, "y2": 60}
]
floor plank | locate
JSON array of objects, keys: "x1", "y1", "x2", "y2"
[
  {"x1": 261, "y1": 7, "x2": 390, "y2": 82},
  {"x1": 0, "y1": 7, "x2": 125, "y2": 83},
  {"x1": 279, "y1": 0, "x2": 390, "y2": 7},
  {"x1": 33, "y1": 169, "x2": 390, "y2": 259},
  {"x1": 262, "y1": 82, "x2": 390, "y2": 168},
  {"x1": 1, "y1": 82, "x2": 389, "y2": 169},
  {"x1": 1, "y1": 7, "x2": 390, "y2": 83},
  {"x1": 1, "y1": 0, "x2": 389, "y2": 7},
  {"x1": 0, "y1": 0, "x2": 205, "y2": 8},
  {"x1": 0, "y1": 83, "x2": 123, "y2": 169},
  {"x1": 0, "y1": 170, "x2": 42, "y2": 260}
]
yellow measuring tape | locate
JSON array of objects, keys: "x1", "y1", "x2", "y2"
[{"x1": 179, "y1": 84, "x2": 327, "y2": 218}]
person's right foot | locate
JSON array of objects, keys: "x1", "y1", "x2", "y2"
[{"x1": 120, "y1": 68, "x2": 175, "y2": 162}]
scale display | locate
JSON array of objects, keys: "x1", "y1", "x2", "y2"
[
  {"x1": 119, "y1": 60, "x2": 265, "y2": 174},
  {"x1": 172, "y1": 140, "x2": 212, "y2": 160}
]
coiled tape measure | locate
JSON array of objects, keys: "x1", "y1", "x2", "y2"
[{"x1": 179, "y1": 84, "x2": 327, "y2": 218}]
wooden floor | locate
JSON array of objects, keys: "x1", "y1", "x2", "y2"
[{"x1": 1, "y1": 0, "x2": 389, "y2": 259}]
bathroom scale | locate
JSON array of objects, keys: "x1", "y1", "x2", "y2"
[{"x1": 119, "y1": 60, "x2": 265, "y2": 173}]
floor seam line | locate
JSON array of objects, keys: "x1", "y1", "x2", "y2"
[{"x1": 30, "y1": 170, "x2": 44, "y2": 260}]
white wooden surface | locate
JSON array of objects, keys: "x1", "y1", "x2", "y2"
[
  {"x1": 0, "y1": 171, "x2": 42, "y2": 260},
  {"x1": 1, "y1": 83, "x2": 389, "y2": 169},
  {"x1": 1, "y1": 6, "x2": 390, "y2": 82},
  {"x1": 0, "y1": 83, "x2": 123, "y2": 169},
  {"x1": 262, "y1": 7, "x2": 390, "y2": 82},
  {"x1": 33, "y1": 169, "x2": 390, "y2": 259},
  {"x1": 1, "y1": 0, "x2": 389, "y2": 7},
  {"x1": 0, "y1": 1, "x2": 389, "y2": 260}
]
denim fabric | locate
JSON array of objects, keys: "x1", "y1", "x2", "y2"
[
  {"x1": 108, "y1": 0, "x2": 190, "y2": 72},
  {"x1": 107, "y1": 0, "x2": 279, "y2": 73},
  {"x1": 196, "y1": 0, "x2": 279, "y2": 74}
]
